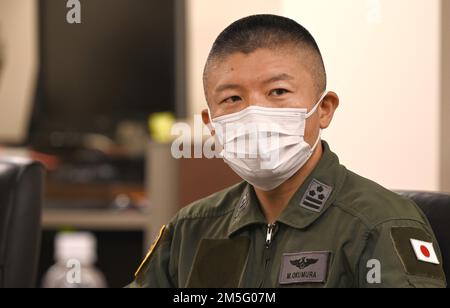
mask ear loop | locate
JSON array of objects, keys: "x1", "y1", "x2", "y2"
[
  {"x1": 311, "y1": 129, "x2": 322, "y2": 152},
  {"x1": 306, "y1": 91, "x2": 328, "y2": 119},
  {"x1": 207, "y1": 107, "x2": 215, "y2": 132},
  {"x1": 307, "y1": 91, "x2": 328, "y2": 152}
]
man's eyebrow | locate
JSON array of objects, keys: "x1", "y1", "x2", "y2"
[
  {"x1": 261, "y1": 73, "x2": 295, "y2": 84},
  {"x1": 214, "y1": 74, "x2": 295, "y2": 93},
  {"x1": 214, "y1": 83, "x2": 242, "y2": 93}
]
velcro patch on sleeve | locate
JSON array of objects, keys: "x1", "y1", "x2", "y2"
[{"x1": 390, "y1": 227, "x2": 445, "y2": 281}]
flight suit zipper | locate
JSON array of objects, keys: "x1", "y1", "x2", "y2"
[
  {"x1": 265, "y1": 223, "x2": 276, "y2": 248},
  {"x1": 259, "y1": 223, "x2": 277, "y2": 287}
]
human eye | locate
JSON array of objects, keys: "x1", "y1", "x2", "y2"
[
  {"x1": 221, "y1": 95, "x2": 242, "y2": 104},
  {"x1": 269, "y1": 88, "x2": 291, "y2": 97}
]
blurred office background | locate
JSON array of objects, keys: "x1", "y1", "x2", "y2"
[{"x1": 0, "y1": 0, "x2": 449, "y2": 287}]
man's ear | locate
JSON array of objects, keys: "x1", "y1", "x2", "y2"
[
  {"x1": 201, "y1": 109, "x2": 210, "y2": 125},
  {"x1": 319, "y1": 91, "x2": 339, "y2": 129},
  {"x1": 202, "y1": 109, "x2": 215, "y2": 135}
]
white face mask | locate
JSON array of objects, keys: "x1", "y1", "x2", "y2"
[{"x1": 209, "y1": 91, "x2": 327, "y2": 191}]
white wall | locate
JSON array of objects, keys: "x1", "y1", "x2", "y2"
[
  {"x1": 282, "y1": 0, "x2": 441, "y2": 191},
  {"x1": 0, "y1": 0, "x2": 38, "y2": 144},
  {"x1": 187, "y1": 0, "x2": 443, "y2": 191},
  {"x1": 186, "y1": 0, "x2": 282, "y2": 117},
  {"x1": 442, "y1": 1, "x2": 450, "y2": 192}
]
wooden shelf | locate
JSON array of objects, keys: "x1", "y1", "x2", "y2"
[
  {"x1": 42, "y1": 208, "x2": 151, "y2": 230},
  {"x1": 42, "y1": 208, "x2": 153, "y2": 250}
]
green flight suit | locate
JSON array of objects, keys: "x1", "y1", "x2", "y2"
[{"x1": 129, "y1": 141, "x2": 447, "y2": 288}]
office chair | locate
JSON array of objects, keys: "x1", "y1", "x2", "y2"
[
  {"x1": 0, "y1": 157, "x2": 44, "y2": 288},
  {"x1": 396, "y1": 191, "x2": 450, "y2": 286}
]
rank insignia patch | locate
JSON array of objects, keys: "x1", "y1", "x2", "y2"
[{"x1": 300, "y1": 179, "x2": 333, "y2": 213}]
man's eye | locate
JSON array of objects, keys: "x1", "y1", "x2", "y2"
[
  {"x1": 270, "y1": 89, "x2": 290, "y2": 97},
  {"x1": 223, "y1": 96, "x2": 242, "y2": 104}
]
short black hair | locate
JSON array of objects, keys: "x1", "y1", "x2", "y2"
[{"x1": 203, "y1": 14, "x2": 327, "y2": 96}]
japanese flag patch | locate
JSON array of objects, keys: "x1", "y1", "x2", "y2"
[
  {"x1": 410, "y1": 239, "x2": 440, "y2": 265},
  {"x1": 390, "y1": 227, "x2": 445, "y2": 281}
]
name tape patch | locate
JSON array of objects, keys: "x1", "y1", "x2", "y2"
[{"x1": 279, "y1": 251, "x2": 330, "y2": 285}]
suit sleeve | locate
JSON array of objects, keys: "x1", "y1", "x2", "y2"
[
  {"x1": 357, "y1": 219, "x2": 447, "y2": 288},
  {"x1": 127, "y1": 224, "x2": 176, "y2": 288}
]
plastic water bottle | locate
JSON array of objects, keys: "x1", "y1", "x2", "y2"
[{"x1": 42, "y1": 232, "x2": 107, "y2": 288}]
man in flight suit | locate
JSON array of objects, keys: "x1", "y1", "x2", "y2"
[{"x1": 128, "y1": 14, "x2": 446, "y2": 288}]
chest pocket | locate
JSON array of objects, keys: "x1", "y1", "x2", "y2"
[{"x1": 186, "y1": 237, "x2": 250, "y2": 288}]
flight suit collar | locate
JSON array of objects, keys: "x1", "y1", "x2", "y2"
[
  {"x1": 276, "y1": 141, "x2": 347, "y2": 230},
  {"x1": 227, "y1": 141, "x2": 347, "y2": 237},
  {"x1": 228, "y1": 184, "x2": 267, "y2": 237}
]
